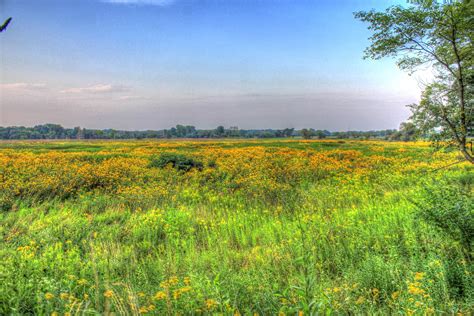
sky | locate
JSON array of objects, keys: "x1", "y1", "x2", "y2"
[{"x1": 0, "y1": 0, "x2": 430, "y2": 131}]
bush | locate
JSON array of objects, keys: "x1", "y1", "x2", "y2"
[
  {"x1": 415, "y1": 179, "x2": 473, "y2": 259},
  {"x1": 149, "y1": 153, "x2": 203, "y2": 172},
  {"x1": 414, "y1": 177, "x2": 474, "y2": 300}
]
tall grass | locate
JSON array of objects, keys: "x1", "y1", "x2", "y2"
[{"x1": 0, "y1": 139, "x2": 472, "y2": 314}]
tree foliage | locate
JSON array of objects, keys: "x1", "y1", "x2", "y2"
[
  {"x1": 355, "y1": 0, "x2": 473, "y2": 163},
  {"x1": 0, "y1": 17, "x2": 12, "y2": 33},
  {"x1": 390, "y1": 122, "x2": 419, "y2": 141}
]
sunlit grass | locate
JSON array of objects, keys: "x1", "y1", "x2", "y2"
[{"x1": 0, "y1": 139, "x2": 472, "y2": 314}]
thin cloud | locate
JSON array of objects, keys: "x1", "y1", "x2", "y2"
[
  {"x1": 101, "y1": 0, "x2": 175, "y2": 6},
  {"x1": 118, "y1": 95, "x2": 150, "y2": 101},
  {"x1": 0, "y1": 82, "x2": 47, "y2": 90},
  {"x1": 60, "y1": 84, "x2": 129, "y2": 94}
]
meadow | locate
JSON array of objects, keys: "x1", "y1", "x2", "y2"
[{"x1": 0, "y1": 139, "x2": 472, "y2": 315}]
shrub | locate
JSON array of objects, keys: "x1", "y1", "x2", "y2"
[
  {"x1": 415, "y1": 179, "x2": 473, "y2": 259},
  {"x1": 413, "y1": 176, "x2": 474, "y2": 300},
  {"x1": 149, "y1": 153, "x2": 203, "y2": 172},
  {"x1": 0, "y1": 196, "x2": 13, "y2": 212}
]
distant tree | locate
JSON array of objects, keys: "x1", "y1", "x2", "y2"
[
  {"x1": 169, "y1": 127, "x2": 177, "y2": 137},
  {"x1": 390, "y1": 122, "x2": 419, "y2": 141},
  {"x1": 400, "y1": 122, "x2": 419, "y2": 141},
  {"x1": 215, "y1": 126, "x2": 225, "y2": 137},
  {"x1": 314, "y1": 130, "x2": 327, "y2": 139},
  {"x1": 96, "y1": 130, "x2": 105, "y2": 139},
  {"x1": 175, "y1": 125, "x2": 187, "y2": 137},
  {"x1": 301, "y1": 128, "x2": 313, "y2": 139},
  {"x1": 109, "y1": 129, "x2": 117, "y2": 139},
  {"x1": 283, "y1": 128, "x2": 295, "y2": 137},
  {"x1": 355, "y1": 0, "x2": 473, "y2": 163},
  {"x1": 229, "y1": 126, "x2": 239, "y2": 137},
  {"x1": 73, "y1": 127, "x2": 83, "y2": 139},
  {"x1": 185, "y1": 125, "x2": 196, "y2": 137}
]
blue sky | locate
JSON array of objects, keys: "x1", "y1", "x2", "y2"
[{"x1": 0, "y1": 0, "x2": 426, "y2": 130}]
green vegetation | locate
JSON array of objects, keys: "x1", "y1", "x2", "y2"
[
  {"x1": 0, "y1": 139, "x2": 472, "y2": 314},
  {"x1": 0, "y1": 123, "x2": 401, "y2": 140},
  {"x1": 149, "y1": 153, "x2": 204, "y2": 172}
]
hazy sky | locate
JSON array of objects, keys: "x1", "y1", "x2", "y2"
[{"x1": 0, "y1": 0, "x2": 429, "y2": 130}]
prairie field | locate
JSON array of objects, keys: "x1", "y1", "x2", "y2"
[{"x1": 0, "y1": 139, "x2": 472, "y2": 315}]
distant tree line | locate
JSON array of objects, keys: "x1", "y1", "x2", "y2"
[{"x1": 0, "y1": 123, "x2": 418, "y2": 140}]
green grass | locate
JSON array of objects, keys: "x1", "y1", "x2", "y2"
[{"x1": 0, "y1": 139, "x2": 472, "y2": 315}]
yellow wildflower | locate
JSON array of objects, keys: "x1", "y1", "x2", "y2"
[
  {"x1": 183, "y1": 277, "x2": 191, "y2": 285},
  {"x1": 205, "y1": 298, "x2": 218, "y2": 310},
  {"x1": 154, "y1": 291, "x2": 167, "y2": 300},
  {"x1": 172, "y1": 289, "x2": 181, "y2": 300},
  {"x1": 355, "y1": 296, "x2": 365, "y2": 304},
  {"x1": 414, "y1": 272, "x2": 425, "y2": 281},
  {"x1": 45, "y1": 293, "x2": 55, "y2": 300},
  {"x1": 391, "y1": 291, "x2": 400, "y2": 300},
  {"x1": 408, "y1": 283, "x2": 425, "y2": 295},
  {"x1": 372, "y1": 288, "x2": 379, "y2": 297},
  {"x1": 180, "y1": 286, "x2": 192, "y2": 293},
  {"x1": 168, "y1": 276, "x2": 179, "y2": 286},
  {"x1": 77, "y1": 279, "x2": 88, "y2": 285},
  {"x1": 104, "y1": 290, "x2": 114, "y2": 298}
]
